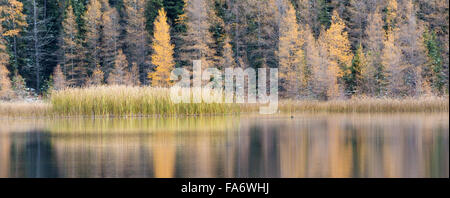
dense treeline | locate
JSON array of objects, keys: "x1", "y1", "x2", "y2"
[{"x1": 0, "y1": 0, "x2": 448, "y2": 100}]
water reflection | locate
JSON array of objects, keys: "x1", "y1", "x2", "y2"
[{"x1": 0, "y1": 114, "x2": 448, "y2": 178}]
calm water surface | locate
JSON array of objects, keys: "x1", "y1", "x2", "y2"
[{"x1": 0, "y1": 113, "x2": 448, "y2": 178}]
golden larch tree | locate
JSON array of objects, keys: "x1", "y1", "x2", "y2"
[
  {"x1": 11, "y1": 73, "x2": 26, "y2": 99},
  {"x1": 382, "y1": 28, "x2": 405, "y2": 96},
  {"x1": 150, "y1": 8, "x2": 175, "y2": 87},
  {"x1": 108, "y1": 49, "x2": 130, "y2": 85},
  {"x1": 317, "y1": 30, "x2": 334, "y2": 99},
  {"x1": 304, "y1": 24, "x2": 322, "y2": 98},
  {"x1": 385, "y1": 0, "x2": 398, "y2": 35},
  {"x1": 0, "y1": 0, "x2": 27, "y2": 72},
  {"x1": 322, "y1": 10, "x2": 353, "y2": 98},
  {"x1": 278, "y1": 2, "x2": 305, "y2": 98},
  {"x1": 0, "y1": 25, "x2": 12, "y2": 99},
  {"x1": 0, "y1": 63, "x2": 11, "y2": 99},
  {"x1": 0, "y1": 0, "x2": 27, "y2": 37},
  {"x1": 397, "y1": 0, "x2": 428, "y2": 96},
  {"x1": 129, "y1": 62, "x2": 140, "y2": 86},
  {"x1": 363, "y1": 7, "x2": 386, "y2": 96},
  {"x1": 87, "y1": 64, "x2": 104, "y2": 86},
  {"x1": 222, "y1": 34, "x2": 236, "y2": 69}
]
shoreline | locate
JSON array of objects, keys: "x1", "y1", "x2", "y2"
[{"x1": 1, "y1": 97, "x2": 448, "y2": 119}]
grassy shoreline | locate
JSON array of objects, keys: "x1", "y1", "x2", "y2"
[{"x1": 1, "y1": 86, "x2": 448, "y2": 118}]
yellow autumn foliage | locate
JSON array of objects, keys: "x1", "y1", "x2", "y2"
[
  {"x1": 278, "y1": 4, "x2": 305, "y2": 97},
  {"x1": 150, "y1": 8, "x2": 175, "y2": 87}
]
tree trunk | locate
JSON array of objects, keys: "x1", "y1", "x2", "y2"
[{"x1": 33, "y1": 0, "x2": 40, "y2": 92}]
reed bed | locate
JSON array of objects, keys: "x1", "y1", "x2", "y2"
[
  {"x1": 0, "y1": 101, "x2": 51, "y2": 118},
  {"x1": 275, "y1": 96, "x2": 449, "y2": 113},
  {"x1": 50, "y1": 85, "x2": 237, "y2": 116},
  {"x1": 0, "y1": 86, "x2": 448, "y2": 118}
]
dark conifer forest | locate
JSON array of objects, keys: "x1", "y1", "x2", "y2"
[{"x1": 0, "y1": 0, "x2": 448, "y2": 99}]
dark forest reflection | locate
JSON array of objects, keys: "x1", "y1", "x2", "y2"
[{"x1": 0, "y1": 114, "x2": 448, "y2": 178}]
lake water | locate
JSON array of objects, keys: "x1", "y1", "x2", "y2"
[{"x1": 0, "y1": 113, "x2": 448, "y2": 178}]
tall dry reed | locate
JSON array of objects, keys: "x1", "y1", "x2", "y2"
[
  {"x1": 275, "y1": 96, "x2": 449, "y2": 113},
  {"x1": 0, "y1": 101, "x2": 51, "y2": 117},
  {"x1": 50, "y1": 85, "x2": 237, "y2": 116}
]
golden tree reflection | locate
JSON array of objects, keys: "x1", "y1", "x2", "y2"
[{"x1": 152, "y1": 133, "x2": 176, "y2": 178}]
